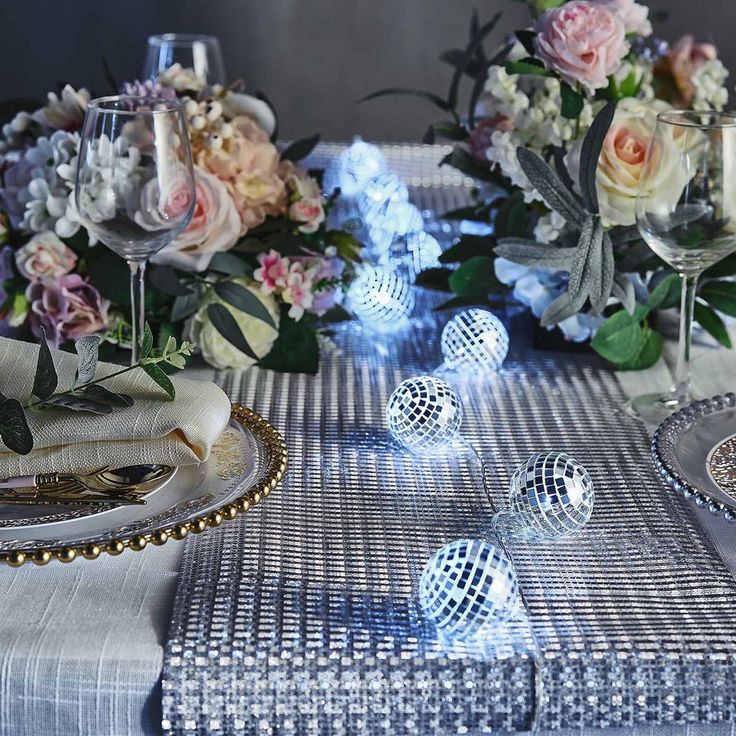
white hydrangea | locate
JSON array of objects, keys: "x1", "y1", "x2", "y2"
[
  {"x1": 484, "y1": 66, "x2": 529, "y2": 120},
  {"x1": 534, "y1": 210, "x2": 567, "y2": 244},
  {"x1": 485, "y1": 130, "x2": 541, "y2": 204},
  {"x1": 691, "y1": 59, "x2": 729, "y2": 111}
]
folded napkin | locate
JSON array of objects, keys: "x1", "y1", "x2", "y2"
[{"x1": 0, "y1": 337, "x2": 232, "y2": 477}]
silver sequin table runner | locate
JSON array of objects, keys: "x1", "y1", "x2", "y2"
[{"x1": 161, "y1": 146, "x2": 736, "y2": 734}]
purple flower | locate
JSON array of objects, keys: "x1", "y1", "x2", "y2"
[{"x1": 26, "y1": 274, "x2": 109, "y2": 347}]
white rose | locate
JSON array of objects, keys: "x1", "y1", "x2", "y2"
[
  {"x1": 566, "y1": 98, "x2": 689, "y2": 226},
  {"x1": 152, "y1": 166, "x2": 241, "y2": 272},
  {"x1": 191, "y1": 279, "x2": 280, "y2": 369},
  {"x1": 15, "y1": 232, "x2": 77, "y2": 280},
  {"x1": 220, "y1": 92, "x2": 277, "y2": 137}
]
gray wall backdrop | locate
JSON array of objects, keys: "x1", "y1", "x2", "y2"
[{"x1": 0, "y1": 0, "x2": 733, "y2": 142}]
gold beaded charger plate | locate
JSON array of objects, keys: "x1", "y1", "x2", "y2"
[
  {"x1": 652, "y1": 394, "x2": 736, "y2": 525},
  {"x1": 0, "y1": 405, "x2": 287, "y2": 566}
]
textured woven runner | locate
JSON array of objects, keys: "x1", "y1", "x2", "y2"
[{"x1": 161, "y1": 145, "x2": 736, "y2": 734}]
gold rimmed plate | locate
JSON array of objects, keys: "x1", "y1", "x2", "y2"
[{"x1": 0, "y1": 405, "x2": 287, "y2": 566}]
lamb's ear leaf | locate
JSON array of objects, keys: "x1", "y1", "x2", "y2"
[
  {"x1": 0, "y1": 399, "x2": 33, "y2": 455},
  {"x1": 40, "y1": 393, "x2": 113, "y2": 415},
  {"x1": 495, "y1": 238, "x2": 577, "y2": 269},
  {"x1": 567, "y1": 216, "x2": 599, "y2": 311},
  {"x1": 75, "y1": 335, "x2": 100, "y2": 386},
  {"x1": 516, "y1": 147, "x2": 586, "y2": 227},
  {"x1": 32, "y1": 328, "x2": 57, "y2": 401},
  {"x1": 589, "y1": 230, "x2": 615, "y2": 314},
  {"x1": 579, "y1": 101, "x2": 617, "y2": 213},
  {"x1": 540, "y1": 291, "x2": 578, "y2": 327}
]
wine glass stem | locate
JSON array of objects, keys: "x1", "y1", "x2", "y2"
[
  {"x1": 128, "y1": 259, "x2": 147, "y2": 365},
  {"x1": 672, "y1": 273, "x2": 698, "y2": 403}
]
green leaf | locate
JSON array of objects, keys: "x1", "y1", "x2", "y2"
[
  {"x1": 214, "y1": 281, "x2": 277, "y2": 329},
  {"x1": 358, "y1": 87, "x2": 453, "y2": 113},
  {"x1": 448, "y1": 256, "x2": 499, "y2": 298},
  {"x1": 415, "y1": 267, "x2": 453, "y2": 292},
  {"x1": 505, "y1": 59, "x2": 551, "y2": 77},
  {"x1": 258, "y1": 308, "x2": 319, "y2": 375},
  {"x1": 590, "y1": 305, "x2": 649, "y2": 363},
  {"x1": 647, "y1": 273, "x2": 680, "y2": 311},
  {"x1": 141, "y1": 362, "x2": 176, "y2": 400},
  {"x1": 439, "y1": 234, "x2": 493, "y2": 264},
  {"x1": 695, "y1": 301, "x2": 732, "y2": 348},
  {"x1": 579, "y1": 101, "x2": 616, "y2": 213},
  {"x1": 148, "y1": 266, "x2": 193, "y2": 297},
  {"x1": 619, "y1": 326, "x2": 663, "y2": 370},
  {"x1": 495, "y1": 238, "x2": 577, "y2": 268},
  {"x1": 516, "y1": 147, "x2": 586, "y2": 227},
  {"x1": 560, "y1": 82, "x2": 584, "y2": 120},
  {"x1": 80, "y1": 384, "x2": 134, "y2": 407},
  {"x1": 208, "y1": 251, "x2": 253, "y2": 277},
  {"x1": 280, "y1": 133, "x2": 321, "y2": 162},
  {"x1": 319, "y1": 305, "x2": 353, "y2": 323},
  {"x1": 424, "y1": 121, "x2": 468, "y2": 143},
  {"x1": 206, "y1": 302, "x2": 258, "y2": 361},
  {"x1": 140, "y1": 322, "x2": 154, "y2": 359},
  {"x1": 32, "y1": 328, "x2": 57, "y2": 401},
  {"x1": 74, "y1": 335, "x2": 100, "y2": 385},
  {"x1": 171, "y1": 290, "x2": 202, "y2": 322},
  {"x1": 699, "y1": 280, "x2": 736, "y2": 317},
  {"x1": 0, "y1": 399, "x2": 33, "y2": 455},
  {"x1": 618, "y1": 67, "x2": 641, "y2": 98},
  {"x1": 41, "y1": 393, "x2": 113, "y2": 414}
]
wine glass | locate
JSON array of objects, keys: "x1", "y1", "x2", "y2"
[
  {"x1": 143, "y1": 34, "x2": 227, "y2": 89},
  {"x1": 75, "y1": 96, "x2": 195, "y2": 363},
  {"x1": 629, "y1": 110, "x2": 736, "y2": 423}
]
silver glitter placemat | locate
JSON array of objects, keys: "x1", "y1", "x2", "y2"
[{"x1": 161, "y1": 145, "x2": 736, "y2": 734}]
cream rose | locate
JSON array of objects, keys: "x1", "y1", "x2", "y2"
[
  {"x1": 191, "y1": 278, "x2": 279, "y2": 370},
  {"x1": 15, "y1": 232, "x2": 77, "y2": 280},
  {"x1": 152, "y1": 166, "x2": 241, "y2": 272},
  {"x1": 566, "y1": 98, "x2": 691, "y2": 226}
]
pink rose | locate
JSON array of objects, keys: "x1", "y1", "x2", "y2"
[
  {"x1": 254, "y1": 249, "x2": 290, "y2": 294},
  {"x1": 468, "y1": 115, "x2": 513, "y2": 160},
  {"x1": 596, "y1": 0, "x2": 652, "y2": 37},
  {"x1": 534, "y1": 1, "x2": 629, "y2": 94},
  {"x1": 288, "y1": 197, "x2": 325, "y2": 234},
  {"x1": 26, "y1": 274, "x2": 109, "y2": 347},
  {"x1": 654, "y1": 35, "x2": 718, "y2": 106},
  {"x1": 15, "y1": 232, "x2": 77, "y2": 280},
  {"x1": 152, "y1": 166, "x2": 241, "y2": 272}
]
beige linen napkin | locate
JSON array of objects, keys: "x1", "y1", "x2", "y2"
[{"x1": 0, "y1": 337, "x2": 232, "y2": 476}]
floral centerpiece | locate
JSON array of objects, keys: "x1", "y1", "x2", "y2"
[
  {"x1": 0, "y1": 68, "x2": 361, "y2": 374},
  {"x1": 370, "y1": 0, "x2": 733, "y2": 368}
]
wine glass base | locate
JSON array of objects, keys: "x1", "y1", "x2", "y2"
[{"x1": 624, "y1": 391, "x2": 690, "y2": 426}]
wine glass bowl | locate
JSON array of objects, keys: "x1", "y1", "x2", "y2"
[
  {"x1": 75, "y1": 96, "x2": 195, "y2": 362},
  {"x1": 143, "y1": 33, "x2": 227, "y2": 88},
  {"x1": 629, "y1": 110, "x2": 736, "y2": 423}
]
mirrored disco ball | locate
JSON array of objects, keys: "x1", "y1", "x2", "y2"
[
  {"x1": 420, "y1": 539, "x2": 520, "y2": 638},
  {"x1": 323, "y1": 140, "x2": 387, "y2": 197},
  {"x1": 356, "y1": 173, "x2": 409, "y2": 218},
  {"x1": 509, "y1": 452, "x2": 595, "y2": 539},
  {"x1": 366, "y1": 200, "x2": 424, "y2": 254},
  {"x1": 441, "y1": 308, "x2": 509, "y2": 373},
  {"x1": 347, "y1": 266, "x2": 415, "y2": 330},
  {"x1": 386, "y1": 375, "x2": 463, "y2": 452},
  {"x1": 404, "y1": 231, "x2": 442, "y2": 278}
]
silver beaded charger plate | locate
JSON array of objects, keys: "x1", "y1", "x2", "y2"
[
  {"x1": 652, "y1": 393, "x2": 736, "y2": 524},
  {"x1": 0, "y1": 406, "x2": 287, "y2": 565}
]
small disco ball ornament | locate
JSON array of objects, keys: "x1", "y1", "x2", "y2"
[
  {"x1": 441, "y1": 308, "x2": 509, "y2": 374},
  {"x1": 420, "y1": 539, "x2": 520, "y2": 638},
  {"x1": 509, "y1": 452, "x2": 595, "y2": 539},
  {"x1": 404, "y1": 231, "x2": 442, "y2": 278},
  {"x1": 386, "y1": 375, "x2": 463, "y2": 453},
  {"x1": 347, "y1": 266, "x2": 415, "y2": 330},
  {"x1": 323, "y1": 140, "x2": 387, "y2": 197},
  {"x1": 356, "y1": 173, "x2": 409, "y2": 218}
]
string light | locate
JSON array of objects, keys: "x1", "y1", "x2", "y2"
[{"x1": 347, "y1": 265, "x2": 415, "y2": 331}]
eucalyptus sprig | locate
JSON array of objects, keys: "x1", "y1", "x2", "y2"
[{"x1": 0, "y1": 323, "x2": 195, "y2": 456}]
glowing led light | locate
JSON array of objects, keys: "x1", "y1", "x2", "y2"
[
  {"x1": 347, "y1": 266, "x2": 415, "y2": 330},
  {"x1": 441, "y1": 309, "x2": 509, "y2": 374}
]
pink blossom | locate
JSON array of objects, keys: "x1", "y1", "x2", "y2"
[
  {"x1": 534, "y1": 1, "x2": 629, "y2": 95},
  {"x1": 293, "y1": 254, "x2": 345, "y2": 315},
  {"x1": 254, "y1": 249, "x2": 290, "y2": 294},
  {"x1": 655, "y1": 35, "x2": 718, "y2": 106},
  {"x1": 281, "y1": 263, "x2": 314, "y2": 320},
  {"x1": 15, "y1": 232, "x2": 77, "y2": 280},
  {"x1": 288, "y1": 197, "x2": 325, "y2": 234},
  {"x1": 26, "y1": 274, "x2": 109, "y2": 347}
]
